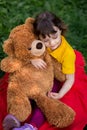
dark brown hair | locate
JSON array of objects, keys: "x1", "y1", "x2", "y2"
[{"x1": 33, "y1": 11, "x2": 67, "y2": 37}]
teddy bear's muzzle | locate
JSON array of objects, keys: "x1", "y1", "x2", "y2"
[{"x1": 31, "y1": 40, "x2": 46, "y2": 56}]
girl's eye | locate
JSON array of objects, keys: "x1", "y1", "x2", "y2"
[
  {"x1": 51, "y1": 32, "x2": 58, "y2": 39},
  {"x1": 43, "y1": 38, "x2": 49, "y2": 42},
  {"x1": 39, "y1": 35, "x2": 49, "y2": 42}
]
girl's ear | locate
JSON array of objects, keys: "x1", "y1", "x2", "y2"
[
  {"x1": 60, "y1": 22, "x2": 68, "y2": 35},
  {"x1": 3, "y1": 38, "x2": 14, "y2": 56}
]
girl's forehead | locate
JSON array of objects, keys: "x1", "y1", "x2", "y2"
[
  {"x1": 39, "y1": 27, "x2": 61, "y2": 39},
  {"x1": 40, "y1": 26, "x2": 60, "y2": 36},
  {"x1": 53, "y1": 26, "x2": 59, "y2": 31}
]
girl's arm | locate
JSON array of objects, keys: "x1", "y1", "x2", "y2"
[
  {"x1": 30, "y1": 58, "x2": 47, "y2": 69},
  {"x1": 48, "y1": 74, "x2": 75, "y2": 99}
]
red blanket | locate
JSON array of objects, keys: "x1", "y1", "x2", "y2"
[{"x1": 0, "y1": 50, "x2": 87, "y2": 130}]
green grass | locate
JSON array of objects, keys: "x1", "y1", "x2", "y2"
[{"x1": 0, "y1": 0, "x2": 87, "y2": 77}]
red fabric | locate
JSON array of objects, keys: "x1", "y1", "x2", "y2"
[
  {"x1": 39, "y1": 50, "x2": 87, "y2": 130},
  {"x1": 0, "y1": 50, "x2": 87, "y2": 130},
  {"x1": 0, "y1": 73, "x2": 8, "y2": 130}
]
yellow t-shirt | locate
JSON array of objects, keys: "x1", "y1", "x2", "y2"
[{"x1": 47, "y1": 36, "x2": 76, "y2": 74}]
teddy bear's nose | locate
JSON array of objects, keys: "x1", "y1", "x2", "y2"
[{"x1": 36, "y1": 42, "x2": 43, "y2": 49}]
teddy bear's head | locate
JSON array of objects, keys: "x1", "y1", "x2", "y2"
[{"x1": 3, "y1": 18, "x2": 45, "y2": 62}]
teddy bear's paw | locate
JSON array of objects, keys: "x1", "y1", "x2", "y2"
[
  {"x1": 8, "y1": 97, "x2": 32, "y2": 122},
  {"x1": 1, "y1": 57, "x2": 21, "y2": 73},
  {"x1": 48, "y1": 111, "x2": 75, "y2": 128},
  {"x1": 37, "y1": 96, "x2": 75, "y2": 128},
  {"x1": 46, "y1": 100, "x2": 76, "y2": 128}
]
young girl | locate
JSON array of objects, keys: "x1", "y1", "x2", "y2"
[{"x1": 32, "y1": 11, "x2": 76, "y2": 99}]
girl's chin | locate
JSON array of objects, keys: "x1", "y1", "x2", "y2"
[{"x1": 51, "y1": 44, "x2": 59, "y2": 50}]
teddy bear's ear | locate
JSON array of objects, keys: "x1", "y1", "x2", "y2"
[
  {"x1": 25, "y1": 17, "x2": 35, "y2": 26},
  {"x1": 3, "y1": 38, "x2": 14, "y2": 56}
]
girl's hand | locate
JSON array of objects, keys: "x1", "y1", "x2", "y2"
[
  {"x1": 31, "y1": 58, "x2": 47, "y2": 69},
  {"x1": 48, "y1": 92, "x2": 63, "y2": 99}
]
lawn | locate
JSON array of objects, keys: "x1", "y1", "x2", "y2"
[{"x1": 0, "y1": 0, "x2": 87, "y2": 77}]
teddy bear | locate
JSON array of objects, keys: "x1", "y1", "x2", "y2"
[{"x1": 0, "y1": 17, "x2": 75, "y2": 128}]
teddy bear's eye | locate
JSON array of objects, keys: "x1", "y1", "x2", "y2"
[{"x1": 28, "y1": 48, "x2": 31, "y2": 50}]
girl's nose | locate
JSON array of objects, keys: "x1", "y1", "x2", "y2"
[{"x1": 49, "y1": 39, "x2": 54, "y2": 46}]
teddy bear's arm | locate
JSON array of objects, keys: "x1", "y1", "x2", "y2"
[
  {"x1": 44, "y1": 52, "x2": 53, "y2": 67},
  {"x1": 0, "y1": 57, "x2": 22, "y2": 73},
  {"x1": 51, "y1": 56, "x2": 66, "y2": 82},
  {"x1": 44, "y1": 53, "x2": 66, "y2": 82}
]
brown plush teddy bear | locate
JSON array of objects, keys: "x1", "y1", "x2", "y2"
[{"x1": 0, "y1": 18, "x2": 75, "y2": 128}]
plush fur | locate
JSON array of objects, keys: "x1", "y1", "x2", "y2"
[{"x1": 0, "y1": 18, "x2": 75, "y2": 128}]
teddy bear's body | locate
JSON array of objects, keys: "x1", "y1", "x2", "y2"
[
  {"x1": 7, "y1": 52, "x2": 54, "y2": 122},
  {"x1": 1, "y1": 18, "x2": 75, "y2": 128}
]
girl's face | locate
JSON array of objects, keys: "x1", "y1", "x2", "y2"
[{"x1": 39, "y1": 26, "x2": 61, "y2": 50}]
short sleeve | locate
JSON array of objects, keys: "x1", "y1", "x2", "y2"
[{"x1": 62, "y1": 50, "x2": 76, "y2": 74}]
